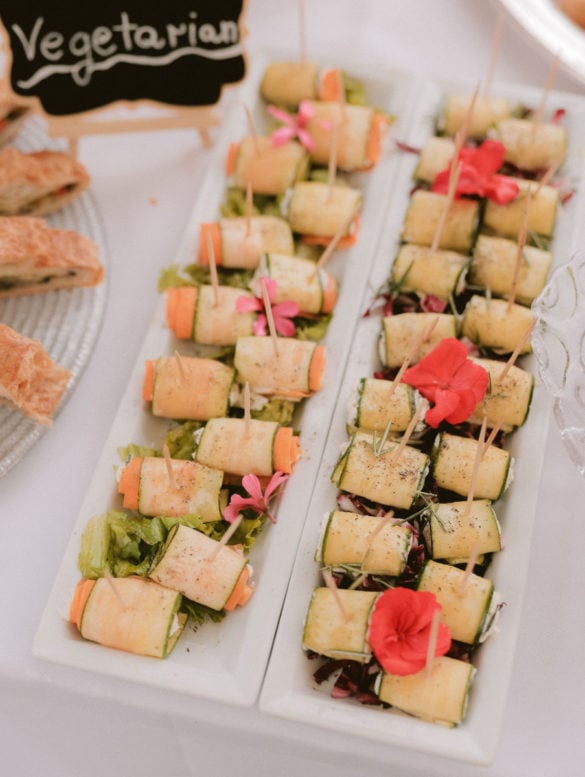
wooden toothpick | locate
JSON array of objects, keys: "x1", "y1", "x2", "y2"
[
  {"x1": 532, "y1": 50, "x2": 561, "y2": 131},
  {"x1": 103, "y1": 568, "x2": 126, "y2": 608},
  {"x1": 207, "y1": 514, "x2": 244, "y2": 563},
  {"x1": 322, "y1": 568, "x2": 349, "y2": 621},
  {"x1": 206, "y1": 229, "x2": 220, "y2": 307},
  {"x1": 298, "y1": 0, "x2": 307, "y2": 63},
  {"x1": 483, "y1": 420, "x2": 503, "y2": 454},
  {"x1": 507, "y1": 184, "x2": 531, "y2": 312},
  {"x1": 463, "y1": 416, "x2": 487, "y2": 521},
  {"x1": 483, "y1": 13, "x2": 504, "y2": 98},
  {"x1": 387, "y1": 316, "x2": 440, "y2": 401},
  {"x1": 498, "y1": 319, "x2": 537, "y2": 381},
  {"x1": 327, "y1": 120, "x2": 339, "y2": 201},
  {"x1": 431, "y1": 159, "x2": 462, "y2": 253},
  {"x1": 174, "y1": 350, "x2": 188, "y2": 385},
  {"x1": 244, "y1": 105, "x2": 261, "y2": 156},
  {"x1": 260, "y1": 276, "x2": 280, "y2": 355},
  {"x1": 458, "y1": 542, "x2": 481, "y2": 595},
  {"x1": 388, "y1": 403, "x2": 425, "y2": 467},
  {"x1": 537, "y1": 154, "x2": 565, "y2": 193},
  {"x1": 243, "y1": 380, "x2": 251, "y2": 434},
  {"x1": 312, "y1": 200, "x2": 360, "y2": 274},
  {"x1": 162, "y1": 443, "x2": 177, "y2": 490},
  {"x1": 425, "y1": 608, "x2": 442, "y2": 676}
]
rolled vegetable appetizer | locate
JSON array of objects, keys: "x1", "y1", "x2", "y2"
[
  {"x1": 438, "y1": 93, "x2": 511, "y2": 138},
  {"x1": 226, "y1": 136, "x2": 309, "y2": 196},
  {"x1": 461, "y1": 295, "x2": 534, "y2": 355},
  {"x1": 469, "y1": 235, "x2": 552, "y2": 305},
  {"x1": 252, "y1": 253, "x2": 337, "y2": 315},
  {"x1": 149, "y1": 524, "x2": 253, "y2": 612},
  {"x1": 287, "y1": 181, "x2": 361, "y2": 246},
  {"x1": 376, "y1": 656, "x2": 475, "y2": 727},
  {"x1": 234, "y1": 336, "x2": 326, "y2": 398},
  {"x1": 413, "y1": 135, "x2": 456, "y2": 183},
  {"x1": 317, "y1": 510, "x2": 413, "y2": 576},
  {"x1": 198, "y1": 216, "x2": 294, "y2": 270},
  {"x1": 424, "y1": 500, "x2": 502, "y2": 561},
  {"x1": 379, "y1": 312, "x2": 457, "y2": 369},
  {"x1": 402, "y1": 190, "x2": 480, "y2": 253},
  {"x1": 432, "y1": 432, "x2": 512, "y2": 501},
  {"x1": 302, "y1": 587, "x2": 378, "y2": 661},
  {"x1": 331, "y1": 432, "x2": 429, "y2": 510},
  {"x1": 347, "y1": 377, "x2": 420, "y2": 435},
  {"x1": 468, "y1": 357, "x2": 534, "y2": 431},
  {"x1": 260, "y1": 62, "x2": 346, "y2": 106},
  {"x1": 143, "y1": 355, "x2": 235, "y2": 420},
  {"x1": 166, "y1": 285, "x2": 255, "y2": 346},
  {"x1": 417, "y1": 560, "x2": 497, "y2": 645},
  {"x1": 69, "y1": 576, "x2": 186, "y2": 659},
  {"x1": 483, "y1": 178, "x2": 558, "y2": 239},
  {"x1": 304, "y1": 101, "x2": 387, "y2": 171},
  {"x1": 391, "y1": 244, "x2": 469, "y2": 300},
  {"x1": 194, "y1": 417, "x2": 300, "y2": 476},
  {"x1": 490, "y1": 118, "x2": 567, "y2": 171},
  {"x1": 118, "y1": 456, "x2": 225, "y2": 523}
]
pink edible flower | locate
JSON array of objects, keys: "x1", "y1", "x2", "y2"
[
  {"x1": 236, "y1": 277, "x2": 300, "y2": 337},
  {"x1": 223, "y1": 471, "x2": 290, "y2": 524},
  {"x1": 267, "y1": 100, "x2": 330, "y2": 152}
]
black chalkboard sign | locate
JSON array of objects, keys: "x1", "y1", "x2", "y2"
[{"x1": 0, "y1": 1, "x2": 246, "y2": 117}]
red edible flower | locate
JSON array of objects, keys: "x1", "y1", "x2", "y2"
[
  {"x1": 401, "y1": 338, "x2": 488, "y2": 428},
  {"x1": 223, "y1": 471, "x2": 289, "y2": 524},
  {"x1": 369, "y1": 587, "x2": 451, "y2": 676},
  {"x1": 236, "y1": 277, "x2": 300, "y2": 337},
  {"x1": 432, "y1": 140, "x2": 519, "y2": 205}
]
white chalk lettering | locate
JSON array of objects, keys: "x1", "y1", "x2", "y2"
[
  {"x1": 11, "y1": 17, "x2": 44, "y2": 61},
  {"x1": 134, "y1": 25, "x2": 166, "y2": 51},
  {"x1": 188, "y1": 13, "x2": 198, "y2": 46},
  {"x1": 112, "y1": 12, "x2": 137, "y2": 50},
  {"x1": 166, "y1": 23, "x2": 187, "y2": 49},
  {"x1": 39, "y1": 31, "x2": 63, "y2": 62},
  {"x1": 92, "y1": 27, "x2": 116, "y2": 58}
]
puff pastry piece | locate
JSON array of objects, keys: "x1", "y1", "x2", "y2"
[
  {"x1": 0, "y1": 216, "x2": 104, "y2": 297},
  {"x1": 0, "y1": 323, "x2": 71, "y2": 425},
  {"x1": 0, "y1": 147, "x2": 90, "y2": 216}
]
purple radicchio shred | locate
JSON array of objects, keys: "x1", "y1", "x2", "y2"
[
  {"x1": 394, "y1": 139, "x2": 421, "y2": 154},
  {"x1": 313, "y1": 658, "x2": 383, "y2": 706}
]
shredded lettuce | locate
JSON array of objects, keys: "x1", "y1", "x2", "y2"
[{"x1": 164, "y1": 421, "x2": 203, "y2": 460}]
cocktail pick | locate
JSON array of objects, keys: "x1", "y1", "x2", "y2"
[
  {"x1": 162, "y1": 443, "x2": 178, "y2": 491},
  {"x1": 507, "y1": 184, "x2": 531, "y2": 312},
  {"x1": 260, "y1": 276, "x2": 280, "y2": 355},
  {"x1": 322, "y1": 568, "x2": 349, "y2": 621},
  {"x1": 244, "y1": 105, "x2": 261, "y2": 156},
  {"x1": 174, "y1": 350, "x2": 188, "y2": 385},
  {"x1": 498, "y1": 319, "x2": 537, "y2": 381},
  {"x1": 425, "y1": 608, "x2": 442, "y2": 676},
  {"x1": 312, "y1": 200, "x2": 360, "y2": 274},
  {"x1": 243, "y1": 380, "x2": 251, "y2": 434},
  {"x1": 298, "y1": 0, "x2": 307, "y2": 63},
  {"x1": 458, "y1": 542, "x2": 481, "y2": 595},
  {"x1": 327, "y1": 120, "x2": 339, "y2": 202},
  {"x1": 388, "y1": 403, "x2": 425, "y2": 467},
  {"x1": 483, "y1": 13, "x2": 504, "y2": 98},
  {"x1": 206, "y1": 229, "x2": 220, "y2": 307},
  {"x1": 430, "y1": 159, "x2": 462, "y2": 253},
  {"x1": 537, "y1": 154, "x2": 565, "y2": 193},
  {"x1": 463, "y1": 416, "x2": 487, "y2": 522},
  {"x1": 532, "y1": 50, "x2": 561, "y2": 131},
  {"x1": 207, "y1": 514, "x2": 244, "y2": 563},
  {"x1": 103, "y1": 568, "x2": 126, "y2": 608}
]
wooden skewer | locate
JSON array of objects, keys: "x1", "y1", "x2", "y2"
[
  {"x1": 507, "y1": 184, "x2": 531, "y2": 312},
  {"x1": 365, "y1": 512, "x2": 394, "y2": 550},
  {"x1": 206, "y1": 229, "x2": 220, "y2": 307},
  {"x1": 245, "y1": 182, "x2": 253, "y2": 237},
  {"x1": 388, "y1": 403, "x2": 425, "y2": 467},
  {"x1": 298, "y1": 0, "x2": 307, "y2": 63},
  {"x1": 174, "y1": 350, "x2": 188, "y2": 385},
  {"x1": 498, "y1": 319, "x2": 538, "y2": 381},
  {"x1": 162, "y1": 443, "x2": 178, "y2": 491},
  {"x1": 312, "y1": 200, "x2": 360, "y2": 274},
  {"x1": 260, "y1": 276, "x2": 280, "y2": 355},
  {"x1": 463, "y1": 416, "x2": 487, "y2": 522},
  {"x1": 243, "y1": 380, "x2": 251, "y2": 434},
  {"x1": 386, "y1": 316, "x2": 440, "y2": 402},
  {"x1": 327, "y1": 120, "x2": 339, "y2": 202},
  {"x1": 483, "y1": 420, "x2": 503, "y2": 454},
  {"x1": 431, "y1": 159, "x2": 462, "y2": 253},
  {"x1": 103, "y1": 568, "x2": 126, "y2": 608},
  {"x1": 483, "y1": 13, "x2": 504, "y2": 98},
  {"x1": 532, "y1": 50, "x2": 561, "y2": 131},
  {"x1": 537, "y1": 154, "x2": 565, "y2": 193},
  {"x1": 337, "y1": 70, "x2": 348, "y2": 125},
  {"x1": 454, "y1": 83, "x2": 479, "y2": 157},
  {"x1": 207, "y1": 514, "x2": 244, "y2": 563},
  {"x1": 425, "y1": 608, "x2": 442, "y2": 676},
  {"x1": 322, "y1": 568, "x2": 349, "y2": 621},
  {"x1": 244, "y1": 105, "x2": 261, "y2": 156},
  {"x1": 458, "y1": 542, "x2": 481, "y2": 595}
]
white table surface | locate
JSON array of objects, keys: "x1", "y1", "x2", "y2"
[{"x1": 2, "y1": 1, "x2": 585, "y2": 775}]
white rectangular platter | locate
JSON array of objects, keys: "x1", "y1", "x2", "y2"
[
  {"x1": 32, "y1": 54, "x2": 421, "y2": 708},
  {"x1": 259, "y1": 75, "x2": 585, "y2": 763}
]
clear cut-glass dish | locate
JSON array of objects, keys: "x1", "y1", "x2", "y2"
[{"x1": 532, "y1": 250, "x2": 585, "y2": 476}]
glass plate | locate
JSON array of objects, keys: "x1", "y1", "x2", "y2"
[
  {"x1": 532, "y1": 250, "x2": 585, "y2": 475},
  {"x1": 0, "y1": 117, "x2": 108, "y2": 478}
]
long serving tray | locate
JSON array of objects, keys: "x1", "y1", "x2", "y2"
[
  {"x1": 258, "y1": 75, "x2": 585, "y2": 764},
  {"x1": 32, "y1": 54, "x2": 420, "y2": 708}
]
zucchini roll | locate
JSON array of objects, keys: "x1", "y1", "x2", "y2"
[
  {"x1": 234, "y1": 336, "x2": 326, "y2": 398},
  {"x1": 252, "y1": 252, "x2": 337, "y2": 315},
  {"x1": 402, "y1": 190, "x2": 480, "y2": 253},
  {"x1": 376, "y1": 656, "x2": 475, "y2": 727},
  {"x1": 260, "y1": 62, "x2": 344, "y2": 106},
  {"x1": 143, "y1": 356, "x2": 235, "y2": 420},
  {"x1": 469, "y1": 235, "x2": 552, "y2": 305},
  {"x1": 226, "y1": 136, "x2": 309, "y2": 196},
  {"x1": 379, "y1": 312, "x2": 457, "y2": 369},
  {"x1": 69, "y1": 576, "x2": 186, "y2": 659},
  {"x1": 304, "y1": 101, "x2": 387, "y2": 171},
  {"x1": 438, "y1": 93, "x2": 511, "y2": 138},
  {"x1": 198, "y1": 216, "x2": 294, "y2": 270},
  {"x1": 461, "y1": 295, "x2": 534, "y2": 355},
  {"x1": 483, "y1": 178, "x2": 558, "y2": 239},
  {"x1": 490, "y1": 118, "x2": 567, "y2": 171},
  {"x1": 118, "y1": 456, "x2": 225, "y2": 523},
  {"x1": 302, "y1": 587, "x2": 378, "y2": 661},
  {"x1": 391, "y1": 244, "x2": 469, "y2": 300},
  {"x1": 317, "y1": 510, "x2": 413, "y2": 576},
  {"x1": 194, "y1": 417, "x2": 301, "y2": 476},
  {"x1": 347, "y1": 378, "x2": 421, "y2": 435},
  {"x1": 468, "y1": 357, "x2": 534, "y2": 431},
  {"x1": 432, "y1": 432, "x2": 512, "y2": 501},
  {"x1": 166, "y1": 285, "x2": 255, "y2": 346},
  {"x1": 424, "y1": 500, "x2": 502, "y2": 561},
  {"x1": 413, "y1": 135, "x2": 456, "y2": 184},
  {"x1": 287, "y1": 181, "x2": 362, "y2": 246},
  {"x1": 417, "y1": 560, "x2": 497, "y2": 645},
  {"x1": 331, "y1": 432, "x2": 429, "y2": 510},
  {"x1": 149, "y1": 524, "x2": 253, "y2": 612}
]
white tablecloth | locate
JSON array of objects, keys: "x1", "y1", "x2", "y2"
[{"x1": 2, "y1": 2, "x2": 585, "y2": 775}]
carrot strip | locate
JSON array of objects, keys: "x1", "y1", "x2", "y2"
[
  {"x1": 224, "y1": 567, "x2": 253, "y2": 611},
  {"x1": 274, "y1": 427, "x2": 301, "y2": 473},
  {"x1": 301, "y1": 213, "x2": 361, "y2": 248},
  {"x1": 321, "y1": 273, "x2": 338, "y2": 313},
  {"x1": 142, "y1": 360, "x2": 156, "y2": 402},
  {"x1": 199, "y1": 223, "x2": 222, "y2": 266},
  {"x1": 118, "y1": 456, "x2": 143, "y2": 510},
  {"x1": 225, "y1": 142, "x2": 240, "y2": 176},
  {"x1": 69, "y1": 579, "x2": 96, "y2": 629},
  {"x1": 166, "y1": 287, "x2": 197, "y2": 339},
  {"x1": 309, "y1": 345, "x2": 327, "y2": 392},
  {"x1": 319, "y1": 68, "x2": 343, "y2": 101},
  {"x1": 364, "y1": 112, "x2": 387, "y2": 168}
]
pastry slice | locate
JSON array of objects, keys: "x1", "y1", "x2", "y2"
[
  {"x1": 0, "y1": 323, "x2": 71, "y2": 425},
  {"x1": 0, "y1": 147, "x2": 90, "y2": 216},
  {"x1": 0, "y1": 216, "x2": 104, "y2": 297}
]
